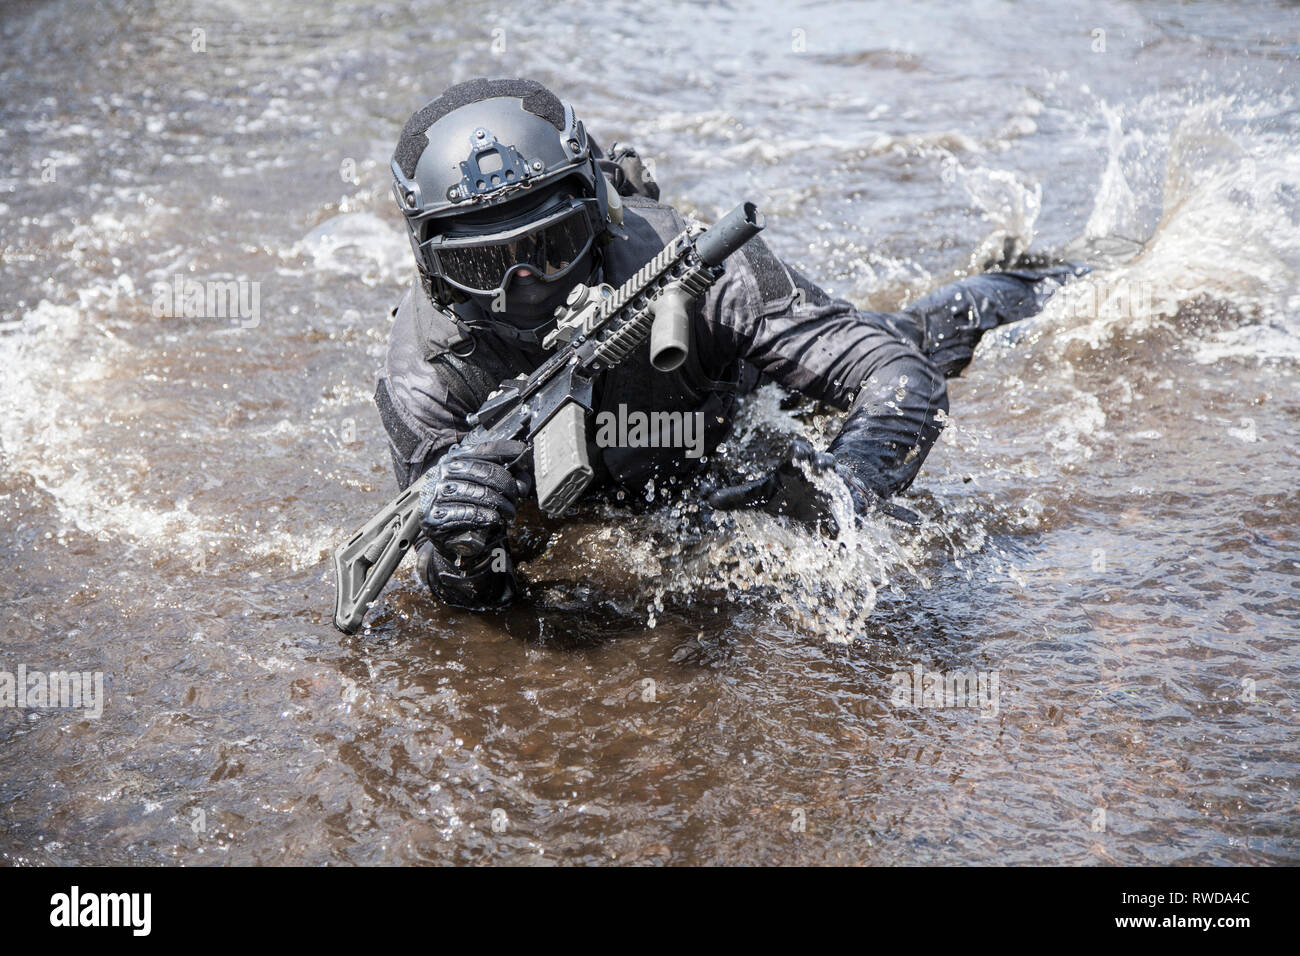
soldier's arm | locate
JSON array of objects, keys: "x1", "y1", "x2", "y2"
[
  {"x1": 696, "y1": 237, "x2": 949, "y2": 499},
  {"x1": 374, "y1": 289, "x2": 520, "y2": 609}
]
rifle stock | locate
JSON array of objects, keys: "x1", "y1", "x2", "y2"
[{"x1": 331, "y1": 483, "x2": 423, "y2": 634}]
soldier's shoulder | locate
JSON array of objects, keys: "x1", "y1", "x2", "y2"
[
  {"x1": 602, "y1": 197, "x2": 690, "y2": 282},
  {"x1": 619, "y1": 195, "x2": 689, "y2": 234},
  {"x1": 390, "y1": 275, "x2": 474, "y2": 362}
]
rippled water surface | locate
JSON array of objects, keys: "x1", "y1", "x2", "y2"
[{"x1": 1, "y1": 0, "x2": 1298, "y2": 864}]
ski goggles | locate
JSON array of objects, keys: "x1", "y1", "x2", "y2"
[{"x1": 419, "y1": 197, "x2": 600, "y2": 296}]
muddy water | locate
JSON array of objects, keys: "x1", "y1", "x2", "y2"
[{"x1": 1, "y1": 0, "x2": 1297, "y2": 864}]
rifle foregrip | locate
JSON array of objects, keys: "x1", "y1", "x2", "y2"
[{"x1": 649, "y1": 285, "x2": 692, "y2": 372}]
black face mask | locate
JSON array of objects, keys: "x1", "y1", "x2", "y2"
[
  {"x1": 421, "y1": 181, "x2": 603, "y2": 338},
  {"x1": 465, "y1": 244, "x2": 597, "y2": 335}
]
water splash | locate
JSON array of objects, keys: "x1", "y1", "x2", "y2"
[{"x1": 1084, "y1": 101, "x2": 1142, "y2": 241}]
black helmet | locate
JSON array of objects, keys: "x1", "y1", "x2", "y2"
[{"x1": 391, "y1": 78, "x2": 614, "y2": 333}]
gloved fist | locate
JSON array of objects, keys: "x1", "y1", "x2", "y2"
[
  {"x1": 705, "y1": 438, "x2": 846, "y2": 532},
  {"x1": 705, "y1": 438, "x2": 921, "y2": 533},
  {"x1": 419, "y1": 439, "x2": 531, "y2": 558}
]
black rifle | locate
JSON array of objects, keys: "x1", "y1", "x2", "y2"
[{"x1": 331, "y1": 202, "x2": 765, "y2": 633}]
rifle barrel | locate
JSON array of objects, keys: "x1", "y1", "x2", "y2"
[{"x1": 695, "y1": 202, "x2": 765, "y2": 267}]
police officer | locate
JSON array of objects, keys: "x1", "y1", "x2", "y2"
[{"x1": 376, "y1": 77, "x2": 1083, "y2": 609}]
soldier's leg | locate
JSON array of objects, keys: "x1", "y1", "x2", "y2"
[{"x1": 902, "y1": 265, "x2": 1087, "y2": 378}]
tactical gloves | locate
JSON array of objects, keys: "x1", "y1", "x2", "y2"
[
  {"x1": 706, "y1": 438, "x2": 919, "y2": 532},
  {"x1": 419, "y1": 439, "x2": 530, "y2": 559}
]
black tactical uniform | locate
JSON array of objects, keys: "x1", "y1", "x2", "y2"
[{"x1": 376, "y1": 180, "x2": 1079, "y2": 607}]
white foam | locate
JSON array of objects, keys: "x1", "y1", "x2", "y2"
[
  {"x1": 293, "y1": 212, "x2": 411, "y2": 288},
  {"x1": 0, "y1": 291, "x2": 339, "y2": 569}
]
